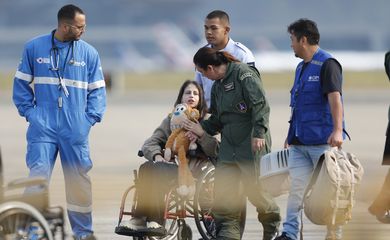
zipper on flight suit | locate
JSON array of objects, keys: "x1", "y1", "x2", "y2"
[{"x1": 58, "y1": 96, "x2": 63, "y2": 108}]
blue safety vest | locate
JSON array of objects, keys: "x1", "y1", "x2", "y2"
[{"x1": 287, "y1": 48, "x2": 346, "y2": 145}]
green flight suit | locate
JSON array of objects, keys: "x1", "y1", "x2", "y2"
[{"x1": 201, "y1": 62, "x2": 280, "y2": 240}]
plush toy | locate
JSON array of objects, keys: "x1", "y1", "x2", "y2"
[{"x1": 164, "y1": 103, "x2": 200, "y2": 197}]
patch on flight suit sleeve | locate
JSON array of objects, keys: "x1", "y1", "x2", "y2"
[
  {"x1": 236, "y1": 101, "x2": 247, "y2": 113},
  {"x1": 224, "y1": 82, "x2": 235, "y2": 91},
  {"x1": 239, "y1": 72, "x2": 253, "y2": 81}
]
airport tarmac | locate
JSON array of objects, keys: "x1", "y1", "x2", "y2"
[{"x1": 0, "y1": 89, "x2": 389, "y2": 239}]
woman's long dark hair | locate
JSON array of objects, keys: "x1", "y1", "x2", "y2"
[
  {"x1": 174, "y1": 80, "x2": 208, "y2": 120},
  {"x1": 193, "y1": 47, "x2": 239, "y2": 70}
]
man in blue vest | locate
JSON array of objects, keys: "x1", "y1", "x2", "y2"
[{"x1": 275, "y1": 19, "x2": 347, "y2": 240}]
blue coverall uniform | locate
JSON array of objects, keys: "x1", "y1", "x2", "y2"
[{"x1": 13, "y1": 31, "x2": 106, "y2": 238}]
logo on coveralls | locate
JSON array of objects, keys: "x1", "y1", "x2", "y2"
[
  {"x1": 71, "y1": 61, "x2": 86, "y2": 67},
  {"x1": 36, "y1": 57, "x2": 50, "y2": 64}
]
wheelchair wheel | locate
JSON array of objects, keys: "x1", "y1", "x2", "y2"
[
  {"x1": 193, "y1": 167, "x2": 216, "y2": 240},
  {"x1": 193, "y1": 167, "x2": 246, "y2": 240},
  {"x1": 0, "y1": 201, "x2": 54, "y2": 240},
  {"x1": 177, "y1": 220, "x2": 192, "y2": 240}
]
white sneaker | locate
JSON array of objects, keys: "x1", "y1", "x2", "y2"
[
  {"x1": 146, "y1": 221, "x2": 164, "y2": 229},
  {"x1": 122, "y1": 217, "x2": 146, "y2": 230}
]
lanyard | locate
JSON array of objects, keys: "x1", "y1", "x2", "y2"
[
  {"x1": 50, "y1": 30, "x2": 74, "y2": 97},
  {"x1": 50, "y1": 46, "x2": 71, "y2": 97}
]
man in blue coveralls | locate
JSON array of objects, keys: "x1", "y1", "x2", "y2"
[{"x1": 12, "y1": 4, "x2": 106, "y2": 240}]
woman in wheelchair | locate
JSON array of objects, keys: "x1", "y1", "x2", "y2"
[{"x1": 124, "y1": 80, "x2": 219, "y2": 232}]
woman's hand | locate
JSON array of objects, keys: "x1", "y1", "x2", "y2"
[
  {"x1": 183, "y1": 119, "x2": 205, "y2": 138},
  {"x1": 252, "y1": 138, "x2": 265, "y2": 152},
  {"x1": 154, "y1": 154, "x2": 166, "y2": 162},
  {"x1": 155, "y1": 154, "x2": 175, "y2": 164},
  {"x1": 185, "y1": 131, "x2": 199, "y2": 142}
]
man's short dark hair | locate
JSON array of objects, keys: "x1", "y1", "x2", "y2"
[
  {"x1": 57, "y1": 4, "x2": 84, "y2": 23},
  {"x1": 288, "y1": 18, "x2": 320, "y2": 45},
  {"x1": 206, "y1": 10, "x2": 230, "y2": 24}
]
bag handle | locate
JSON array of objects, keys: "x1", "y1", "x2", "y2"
[{"x1": 299, "y1": 153, "x2": 326, "y2": 240}]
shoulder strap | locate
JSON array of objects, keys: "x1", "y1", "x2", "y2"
[
  {"x1": 302, "y1": 153, "x2": 325, "y2": 200},
  {"x1": 299, "y1": 153, "x2": 326, "y2": 240}
]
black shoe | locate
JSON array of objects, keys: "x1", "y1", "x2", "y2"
[
  {"x1": 274, "y1": 232, "x2": 293, "y2": 240},
  {"x1": 74, "y1": 234, "x2": 97, "y2": 240},
  {"x1": 376, "y1": 210, "x2": 390, "y2": 224},
  {"x1": 83, "y1": 235, "x2": 97, "y2": 240},
  {"x1": 263, "y1": 230, "x2": 278, "y2": 240},
  {"x1": 260, "y1": 212, "x2": 281, "y2": 240},
  {"x1": 369, "y1": 205, "x2": 390, "y2": 224}
]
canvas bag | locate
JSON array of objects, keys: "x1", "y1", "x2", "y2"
[{"x1": 302, "y1": 148, "x2": 364, "y2": 226}]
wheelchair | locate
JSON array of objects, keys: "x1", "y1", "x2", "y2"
[
  {"x1": 115, "y1": 150, "x2": 222, "y2": 240},
  {"x1": 0, "y1": 147, "x2": 66, "y2": 239}
]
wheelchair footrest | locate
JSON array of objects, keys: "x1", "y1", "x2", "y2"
[{"x1": 115, "y1": 226, "x2": 167, "y2": 237}]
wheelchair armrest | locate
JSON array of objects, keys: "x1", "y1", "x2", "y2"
[{"x1": 7, "y1": 176, "x2": 48, "y2": 190}]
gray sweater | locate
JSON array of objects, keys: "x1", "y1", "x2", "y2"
[{"x1": 141, "y1": 114, "x2": 219, "y2": 173}]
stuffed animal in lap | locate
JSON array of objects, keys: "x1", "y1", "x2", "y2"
[{"x1": 164, "y1": 103, "x2": 199, "y2": 197}]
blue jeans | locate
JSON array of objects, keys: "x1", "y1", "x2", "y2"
[{"x1": 282, "y1": 145, "x2": 342, "y2": 240}]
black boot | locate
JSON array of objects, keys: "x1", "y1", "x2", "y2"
[{"x1": 259, "y1": 212, "x2": 281, "y2": 240}]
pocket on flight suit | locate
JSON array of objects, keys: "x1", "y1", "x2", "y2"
[
  {"x1": 26, "y1": 107, "x2": 48, "y2": 141},
  {"x1": 79, "y1": 143, "x2": 93, "y2": 173},
  {"x1": 78, "y1": 114, "x2": 93, "y2": 173},
  {"x1": 68, "y1": 112, "x2": 92, "y2": 145}
]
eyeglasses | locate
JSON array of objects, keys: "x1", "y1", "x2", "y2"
[{"x1": 66, "y1": 23, "x2": 86, "y2": 31}]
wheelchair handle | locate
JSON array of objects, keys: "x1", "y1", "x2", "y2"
[{"x1": 7, "y1": 176, "x2": 48, "y2": 191}]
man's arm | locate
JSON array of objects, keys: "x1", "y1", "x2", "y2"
[
  {"x1": 13, "y1": 44, "x2": 35, "y2": 121},
  {"x1": 86, "y1": 50, "x2": 106, "y2": 125},
  {"x1": 321, "y1": 58, "x2": 344, "y2": 147},
  {"x1": 327, "y1": 91, "x2": 343, "y2": 147}
]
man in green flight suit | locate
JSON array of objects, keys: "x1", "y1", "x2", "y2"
[{"x1": 190, "y1": 47, "x2": 281, "y2": 240}]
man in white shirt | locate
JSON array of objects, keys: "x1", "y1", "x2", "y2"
[{"x1": 195, "y1": 10, "x2": 256, "y2": 108}]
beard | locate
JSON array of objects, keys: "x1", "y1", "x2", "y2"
[{"x1": 64, "y1": 30, "x2": 81, "y2": 42}]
